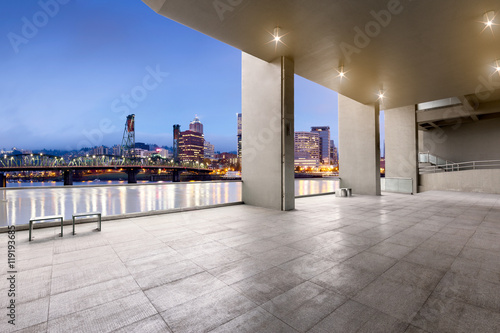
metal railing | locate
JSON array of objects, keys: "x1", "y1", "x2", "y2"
[
  {"x1": 419, "y1": 152, "x2": 454, "y2": 166},
  {"x1": 419, "y1": 153, "x2": 500, "y2": 174}
]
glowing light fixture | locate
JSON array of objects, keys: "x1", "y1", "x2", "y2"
[
  {"x1": 377, "y1": 89, "x2": 385, "y2": 101},
  {"x1": 337, "y1": 65, "x2": 346, "y2": 80},
  {"x1": 495, "y1": 58, "x2": 500, "y2": 72},
  {"x1": 484, "y1": 11, "x2": 496, "y2": 27},
  {"x1": 482, "y1": 11, "x2": 497, "y2": 33},
  {"x1": 273, "y1": 27, "x2": 281, "y2": 42},
  {"x1": 266, "y1": 26, "x2": 288, "y2": 50}
]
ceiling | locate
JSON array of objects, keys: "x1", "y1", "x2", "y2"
[{"x1": 142, "y1": 0, "x2": 500, "y2": 110}]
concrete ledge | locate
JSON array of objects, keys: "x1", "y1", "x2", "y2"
[
  {"x1": 0, "y1": 201, "x2": 244, "y2": 233},
  {"x1": 295, "y1": 191, "x2": 336, "y2": 198},
  {"x1": 420, "y1": 169, "x2": 500, "y2": 194}
]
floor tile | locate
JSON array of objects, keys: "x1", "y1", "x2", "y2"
[
  {"x1": 412, "y1": 293, "x2": 500, "y2": 333},
  {"x1": 145, "y1": 272, "x2": 226, "y2": 312},
  {"x1": 47, "y1": 292, "x2": 156, "y2": 333},
  {"x1": 262, "y1": 281, "x2": 347, "y2": 332},
  {"x1": 311, "y1": 263, "x2": 379, "y2": 297},
  {"x1": 354, "y1": 277, "x2": 432, "y2": 322},
  {"x1": 161, "y1": 286, "x2": 256, "y2": 333},
  {"x1": 310, "y1": 300, "x2": 408, "y2": 333},
  {"x1": 381, "y1": 261, "x2": 446, "y2": 291},
  {"x1": 231, "y1": 267, "x2": 305, "y2": 305},
  {"x1": 278, "y1": 254, "x2": 336, "y2": 280}
]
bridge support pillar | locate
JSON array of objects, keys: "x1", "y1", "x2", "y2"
[
  {"x1": 127, "y1": 169, "x2": 140, "y2": 184},
  {"x1": 0, "y1": 173, "x2": 6, "y2": 188},
  {"x1": 172, "y1": 170, "x2": 180, "y2": 182},
  {"x1": 63, "y1": 170, "x2": 73, "y2": 186}
]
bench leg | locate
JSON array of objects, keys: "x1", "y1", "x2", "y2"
[
  {"x1": 29, "y1": 221, "x2": 33, "y2": 241},
  {"x1": 60, "y1": 218, "x2": 63, "y2": 237},
  {"x1": 97, "y1": 215, "x2": 101, "y2": 231},
  {"x1": 73, "y1": 217, "x2": 76, "y2": 235}
]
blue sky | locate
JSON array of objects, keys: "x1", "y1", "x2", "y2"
[{"x1": 1, "y1": 0, "x2": 342, "y2": 152}]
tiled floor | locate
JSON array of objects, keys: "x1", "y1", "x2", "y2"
[{"x1": 1, "y1": 190, "x2": 500, "y2": 333}]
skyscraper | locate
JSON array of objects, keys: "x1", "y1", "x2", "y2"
[
  {"x1": 173, "y1": 124, "x2": 181, "y2": 163},
  {"x1": 330, "y1": 140, "x2": 338, "y2": 166},
  {"x1": 237, "y1": 113, "x2": 242, "y2": 161},
  {"x1": 294, "y1": 132, "x2": 320, "y2": 167},
  {"x1": 204, "y1": 141, "x2": 215, "y2": 159},
  {"x1": 178, "y1": 130, "x2": 204, "y2": 162},
  {"x1": 189, "y1": 115, "x2": 203, "y2": 134},
  {"x1": 311, "y1": 126, "x2": 330, "y2": 164}
]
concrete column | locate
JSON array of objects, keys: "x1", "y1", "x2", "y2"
[
  {"x1": 385, "y1": 105, "x2": 418, "y2": 194},
  {"x1": 242, "y1": 53, "x2": 294, "y2": 210},
  {"x1": 63, "y1": 170, "x2": 73, "y2": 186},
  {"x1": 0, "y1": 173, "x2": 6, "y2": 188},
  {"x1": 127, "y1": 168, "x2": 139, "y2": 184},
  {"x1": 338, "y1": 94, "x2": 381, "y2": 195}
]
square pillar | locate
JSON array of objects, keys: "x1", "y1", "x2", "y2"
[
  {"x1": 0, "y1": 173, "x2": 6, "y2": 188},
  {"x1": 339, "y1": 94, "x2": 381, "y2": 195},
  {"x1": 385, "y1": 105, "x2": 418, "y2": 194},
  {"x1": 242, "y1": 53, "x2": 294, "y2": 210}
]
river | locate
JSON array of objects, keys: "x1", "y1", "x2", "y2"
[{"x1": 0, "y1": 179, "x2": 339, "y2": 226}]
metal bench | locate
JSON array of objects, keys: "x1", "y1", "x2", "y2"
[
  {"x1": 29, "y1": 215, "x2": 64, "y2": 241},
  {"x1": 338, "y1": 187, "x2": 352, "y2": 197},
  {"x1": 72, "y1": 212, "x2": 101, "y2": 235}
]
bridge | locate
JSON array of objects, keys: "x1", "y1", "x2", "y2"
[{"x1": 0, "y1": 153, "x2": 211, "y2": 187}]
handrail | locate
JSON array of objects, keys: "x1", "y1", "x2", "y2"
[
  {"x1": 419, "y1": 157, "x2": 500, "y2": 174},
  {"x1": 419, "y1": 152, "x2": 454, "y2": 166}
]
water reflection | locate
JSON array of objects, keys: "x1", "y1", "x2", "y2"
[
  {"x1": 295, "y1": 178, "x2": 339, "y2": 196},
  {"x1": 1, "y1": 179, "x2": 338, "y2": 227}
]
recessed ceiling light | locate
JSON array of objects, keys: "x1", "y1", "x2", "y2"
[
  {"x1": 273, "y1": 27, "x2": 281, "y2": 42},
  {"x1": 266, "y1": 26, "x2": 289, "y2": 50},
  {"x1": 482, "y1": 11, "x2": 497, "y2": 32},
  {"x1": 485, "y1": 11, "x2": 495, "y2": 26},
  {"x1": 377, "y1": 89, "x2": 385, "y2": 102},
  {"x1": 337, "y1": 65, "x2": 346, "y2": 80}
]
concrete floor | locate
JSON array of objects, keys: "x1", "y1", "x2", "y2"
[{"x1": 1, "y1": 191, "x2": 500, "y2": 333}]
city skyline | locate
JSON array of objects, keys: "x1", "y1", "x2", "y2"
[{"x1": 1, "y1": 1, "x2": 341, "y2": 153}]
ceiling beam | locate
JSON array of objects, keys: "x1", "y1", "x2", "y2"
[{"x1": 458, "y1": 95, "x2": 479, "y2": 121}]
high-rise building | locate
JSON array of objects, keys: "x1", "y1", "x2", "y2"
[
  {"x1": 178, "y1": 130, "x2": 204, "y2": 162},
  {"x1": 204, "y1": 141, "x2": 215, "y2": 159},
  {"x1": 330, "y1": 140, "x2": 338, "y2": 166},
  {"x1": 294, "y1": 132, "x2": 320, "y2": 167},
  {"x1": 173, "y1": 124, "x2": 180, "y2": 163},
  {"x1": 311, "y1": 126, "x2": 330, "y2": 164},
  {"x1": 189, "y1": 115, "x2": 203, "y2": 134},
  {"x1": 237, "y1": 113, "x2": 242, "y2": 161},
  {"x1": 111, "y1": 145, "x2": 122, "y2": 156},
  {"x1": 90, "y1": 145, "x2": 109, "y2": 156},
  {"x1": 135, "y1": 142, "x2": 149, "y2": 150}
]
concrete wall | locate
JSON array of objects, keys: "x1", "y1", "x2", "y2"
[
  {"x1": 385, "y1": 105, "x2": 418, "y2": 194},
  {"x1": 338, "y1": 94, "x2": 380, "y2": 195},
  {"x1": 420, "y1": 169, "x2": 500, "y2": 194},
  {"x1": 421, "y1": 117, "x2": 500, "y2": 162},
  {"x1": 241, "y1": 53, "x2": 295, "y2": 210}
]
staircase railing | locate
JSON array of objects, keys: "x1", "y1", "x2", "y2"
[{"x1": 419, "y1": 152, "x2": 500, "y2": 174}]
